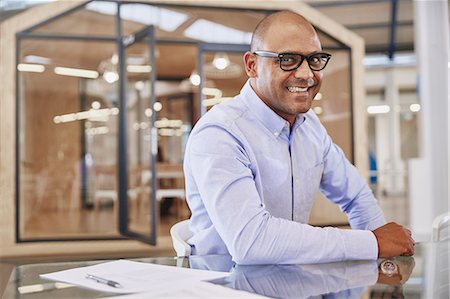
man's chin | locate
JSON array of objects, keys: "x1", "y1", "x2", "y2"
[{"x1": 293, "y1": 102, "x2": 312, "y2": 114}]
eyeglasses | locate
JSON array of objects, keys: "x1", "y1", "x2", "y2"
[{"x1": 253, "y1": 51, "x2": 332, "y2": 71}]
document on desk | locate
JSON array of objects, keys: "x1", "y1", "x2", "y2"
[
  {"x1": 40, "y1": 260, "x2": 230, "y2": 294},
  {"x1": 103, "y1": 281, "x2": 270, "y2": 298}
]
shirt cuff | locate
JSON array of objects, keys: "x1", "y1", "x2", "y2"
[{"x1": 342, "y1": 229, "x2": 379, "y2": 260}]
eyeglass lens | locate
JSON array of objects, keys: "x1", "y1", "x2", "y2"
[{"x1": 280, "y1": 53, "x2": 330, "y2": 71}]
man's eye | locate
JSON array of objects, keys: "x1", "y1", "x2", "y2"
[
  {"x1": 309, "y1": 56, "x2": 321, "y2": 64},
  {"x1": 280, "y1": 56, "x2": 296, "y2": 63}
]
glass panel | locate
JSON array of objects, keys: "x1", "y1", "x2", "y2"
[
  {"x1": 313, "y1": 49, "x2": 353, "y2": 162},
  {"x1": 155, "y1": 43, "x2": 197, "y2": 234},
  {"x1": 18, "y1": 38, "x2": 120, "y2": 240},
  {"x1": 123, "y1": 36, "x2": 156, "y2": 239},
  {"x1": 202, "y1": 51, "x2": 249, "y2": 112}
]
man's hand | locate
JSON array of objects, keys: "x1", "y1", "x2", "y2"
[{"x1": 372, "y1": 222, "x2": 415, "y2": 258}]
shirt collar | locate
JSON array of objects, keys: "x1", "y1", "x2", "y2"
[{"x1": 240, "y1": 80, "x2": 306, "y2": 138}]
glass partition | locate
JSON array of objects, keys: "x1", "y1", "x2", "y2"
[
  {"x1": 118, "y1": 24, "x2": 157, "y2": 243},
  {"x1": 16, "y1": 0, "x2": 356, "y2": 242},
  {"x1": 17, "y1": 38, "x2": 120, "y2": 240},
  {"x1": 200, "y1": 47, "x2": 250, "y2": 113},
  {"x1": 313, "y1": 48, "x2": 353, "y2": 162}
]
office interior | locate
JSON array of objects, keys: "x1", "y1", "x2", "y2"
[{"x1": 0, "y1": 0, "x2": 448, "y2": 268}]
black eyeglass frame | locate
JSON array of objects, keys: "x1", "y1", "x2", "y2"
[{"x1": 253, "y1": 51, "x2": 332, "y2": 71}]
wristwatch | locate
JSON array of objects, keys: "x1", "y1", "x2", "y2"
[{"x1": 380, "y1": 259, "x2": 399, "y2": 276}]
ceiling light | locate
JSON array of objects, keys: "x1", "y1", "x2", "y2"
[
  {"x1": 313, "y1": 106, "x2": 323, "y2": 115},
  {"x1": 189, "y1": 71, "x2": 201, "y2": 86},
  {"x1": 135, "y1": 81, "x2": 145, "y2": 91},
  {"x1": 153, "y1": 102, "x2": 162, "y2": 112},
  {"x1": 202, "y1": 97, "x2": 233, "y2": 107},
  {"x1": 91, "y1": 101, "x2": 101, "y2": 109},
  {"x1": 18, "y1": 63, "x2": 45, "y2": 73},
  {"x1": 212, "y1": 52, "x2": 230, "y2": 70},
  {"x1": 103, "y1": 71, "x2": 119, "y2": 83},
  {"x1": 367, "y1": 105, "x2": 390, "y2": 114},
  {"x1": 202, "y1": 87, "x2": 222, "y2": 99},
  {"x1": 99, "y1": 55, "x2": 118, "y2": 83},
  {"x1": 314, "y1": 93, "x2": 323, "y2": 101},
  {"x1": 54, "y1": 67, "x2": 98, "y2": 79},
  {"x1": 127, "y1": 65, "x2": 152, "y2": 73},
  {"x1": 410, "y1": 103, "x2": 421, "y2": 112},
  {"x1": 53, "y1": 108, "x2": 117, "y2": 124}
]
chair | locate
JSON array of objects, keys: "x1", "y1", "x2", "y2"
[
  {"x1": 93, "y1": 165, "x2": 117, "y2": 209},
  {"x1": 170, "y1": 219, "x2": 193, "y2": 257},
  {"x1": 432, "y1": 212, "x2": 450, "y2": 241}
]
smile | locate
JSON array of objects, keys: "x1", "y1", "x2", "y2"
[{"x1": 287, "y1": 86, "x2": 308, "y2": 93}]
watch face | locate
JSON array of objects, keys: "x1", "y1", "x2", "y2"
[{"x1": 381, "y1": 260, "x2": 398, "y2": 276}]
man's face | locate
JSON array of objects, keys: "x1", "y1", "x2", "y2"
[{"x1": 245, "y1": 20, "x2": 324, "y2": 124}]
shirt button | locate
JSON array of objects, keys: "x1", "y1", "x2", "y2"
[{"x1": 274, "y1": 132, "x2": 279, "y2": 137}]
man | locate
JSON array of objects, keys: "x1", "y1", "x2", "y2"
[{"x1": 183, "y1": 11, "x2": 414, "y2": 264}]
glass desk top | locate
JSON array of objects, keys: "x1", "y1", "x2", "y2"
[{"x1": 2, "y1": 241, "x2": 449, "y2": 299}]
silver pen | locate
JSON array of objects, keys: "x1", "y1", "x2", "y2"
[{"x1": 86, "y1": 274, "x2": 123, "y2": 288}]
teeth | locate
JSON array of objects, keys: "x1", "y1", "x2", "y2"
[{"x1": 287, "y1": 86, "x2": 308, "y2": 93}]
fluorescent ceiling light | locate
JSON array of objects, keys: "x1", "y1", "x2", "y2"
[
  {"x1": 127, "y1": 65, "x2": 152, "y2": 73},
  {"x1": 86, "y1": 2, "x2": 188, "y2": 32},
  {"x1": 17, "y1": 63, "x2": 45, "y2": 73},
  {"x1": 54, "y1": 67, "x2": 99, "y2": 79},
  {"x1": 155, "y1": 118, "x2": 183, "y2": 128},
  {"x1": 53, "y1": 108, "x2": 118, "y2": 124},
  {"x1": 367, "y1": 105, "x2": 390, "y2": 114},
  {"x1": 86, "y1": 126, "x2": 109, "y2": 136},
  {"x1": 184, "y1": 19, "x2": 252, "y2": 44},
  {"x1": 202, "y1": 87, "x2": 222, "y2": 99},
  {"x1": 202, "y1": 97, "x2": 233, "y2": 107},
  {"x1": 364, "y1": 53, "x2": 416, "y2": 68}
]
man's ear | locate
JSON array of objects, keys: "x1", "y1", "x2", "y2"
[{"x1": 243, "y1": 51, "x2": 257, "y2": 78}]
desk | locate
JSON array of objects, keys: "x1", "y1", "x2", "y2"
[{"x1": 2, "y1": 241, "x2": 449, "y2": 298}]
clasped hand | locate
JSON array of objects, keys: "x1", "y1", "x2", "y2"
[{"x1": 372, "y1": 222, "x2": 415, "y2": 257}]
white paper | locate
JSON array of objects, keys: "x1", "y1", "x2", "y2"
[
  {"x1": 103, "y1": 281, "x2": 270, "y2": 298},
  {"x1": 40, "y1": 260, "x2": 230, "y2": 294}
]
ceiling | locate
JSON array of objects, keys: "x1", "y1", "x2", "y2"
[
  {"x1": 303, "y1": 0, "x2": 415, "y2": 57},
  {"x1": 2, "y1": 0, "x2": 420, "y2": 58}
]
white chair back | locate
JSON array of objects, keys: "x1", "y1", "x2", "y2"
[
  {"x1": 432, "y1": 212, "x2": 450, "y2": 241},
  {"x1": 170, "y1": 219, "x2": 193, "y2": 257}
]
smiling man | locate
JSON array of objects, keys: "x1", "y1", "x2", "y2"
[{"x1": 183, "y1": 11, "x2": 414, "y2": 264}]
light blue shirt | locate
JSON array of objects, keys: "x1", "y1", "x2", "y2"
[{"x1": 184, "y1": 80, "x2": 386, "y2": 265}]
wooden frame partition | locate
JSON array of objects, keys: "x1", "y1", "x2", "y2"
[{"x1": 0, "y1": 0, "x2": 367, "y2": 259}]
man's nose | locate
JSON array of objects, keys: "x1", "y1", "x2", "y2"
[{"x1": 293, "y1": 60, "x2": 313, "y2": 79}]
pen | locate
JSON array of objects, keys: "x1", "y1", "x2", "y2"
[{"x1": 86, "y1": 274, "x2": 123, "y2": 288}]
